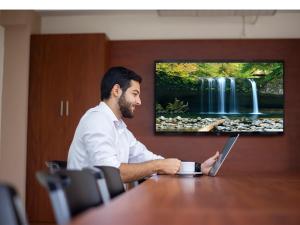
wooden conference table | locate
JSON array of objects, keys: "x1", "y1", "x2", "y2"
[{"x1": 69, "y1": 172, "x2": 300, "y2": 225}]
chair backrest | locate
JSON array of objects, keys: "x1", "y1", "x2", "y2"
[
  {"x1": 0, "y1": 183, "x2": 28, "y2": 225},
  {"x1": 82, "y1": 167, "x2": 110, "y2": 204},
  {"x1": 45, "y1": 160, "x2": 67, "y2": 172},
  {"x1": 36, "y1": 169, "x2": 105, "y2": 225},
  {"x1": 94, "y1": 166, "x2": 125, "y2": 199}
]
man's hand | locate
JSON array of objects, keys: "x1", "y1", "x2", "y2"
[
  {"x1": 155, "y1": 158, "x2": 181, "y2": 175},
  {"x1": 201, "y1": 151, "x2": 220, "y2": 175},
  {"x1": 119, "y1": 158, "x2": 181, "y2": 183}
]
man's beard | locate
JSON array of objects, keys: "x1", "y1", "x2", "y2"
[{"x1": 118, "y1": 94, "x2": 134, "y2": 118}]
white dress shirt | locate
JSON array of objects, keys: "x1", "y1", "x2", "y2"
[{"x1": 67, "y1": 102, "x2": 164, "y2": 169}]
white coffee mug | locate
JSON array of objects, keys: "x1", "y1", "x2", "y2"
[{"x1": 179, "y1": 161, "x2": 195, "y2": 173}]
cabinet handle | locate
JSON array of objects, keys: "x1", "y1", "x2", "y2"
[
  {"x1": 66, "y1": 100, "x2": 69, "y2": 117},
  {"x1": 60, "y1": 101, "x2": 64, "y2": 117}
]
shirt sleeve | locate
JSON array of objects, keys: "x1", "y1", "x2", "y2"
[
  {"x1": 83, "y1": 117, "x2": 121, "y2": 168},
  {"x1": 127, "y1": 130, "x2": 164, "y2": 163}
]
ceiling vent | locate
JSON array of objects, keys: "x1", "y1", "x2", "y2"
[{"x1": 157, "y1": 10, "x2": 277, "y2": 17}]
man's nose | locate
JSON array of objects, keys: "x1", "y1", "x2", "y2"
[{"x1": 136, "y1": 96, "x2": 141, "y2": 105}]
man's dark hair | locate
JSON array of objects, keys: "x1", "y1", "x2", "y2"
[{"x1": 100, "y1": 67, "x2": 142, "y2": 100}]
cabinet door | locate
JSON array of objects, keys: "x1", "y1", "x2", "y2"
[
  {"x1": 64, "y1": 34, "x2": 109, "y2": 149},
  {"x1": 26, "y1": 35, "x2": 70, "y2": 222},
  {"x1": 26, "y1": 34, "x2": 108, "y2": 223}
]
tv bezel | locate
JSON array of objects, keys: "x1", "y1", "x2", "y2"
[{"x1": 154, "y1": 59, "x2": 285, "y2": 136}]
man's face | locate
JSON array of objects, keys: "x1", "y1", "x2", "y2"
[{"x1": 118, "y1": 80, "x2": 141, "y2": 118}]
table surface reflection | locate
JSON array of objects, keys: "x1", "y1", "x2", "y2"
[{"x1": 69, "y1": 172, "x2": 300, "y2": 225}]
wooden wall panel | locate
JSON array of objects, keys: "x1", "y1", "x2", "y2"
[{"x1": 109, "y1": 39, "x2": 300, "y2": 173}]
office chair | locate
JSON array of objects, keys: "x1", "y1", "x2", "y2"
[
  {"x1": 45, "y1": 160, "x2": 67, "y2": 172},
  {"x1": 45, "y1": 161, "x2": 111, "y2": 203},
  {"x1": 36, "y1": 169, "x2": 108, "y2": 225},
  {"x1": 94, "y1": 166, "x2": 125, "y2": 199},
  {"x1": 82, "y1": 167, "x2": 110, "y2": 204},
  {"x1": 0, "y1": 183, "x2": 29, "y2": 225}
]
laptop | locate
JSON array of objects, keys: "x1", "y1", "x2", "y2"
[{"x1": 208, "y1": 134, "x2": 239, "y2": 176}]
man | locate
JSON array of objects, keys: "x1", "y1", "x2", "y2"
[{"x1": 67, "y1": 67, "x2": 219, "y2": 183}]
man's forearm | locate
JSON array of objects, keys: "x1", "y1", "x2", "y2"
[{"x1": 119, "y1": 161, "x2": 159, "y2": 183}]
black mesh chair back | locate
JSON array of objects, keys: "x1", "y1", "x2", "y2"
[
  {"x1": 45, "y1": 160, "x2": 67, "y2": 172},
  {"x1": 36, "y1": 169, "x2": 105, "y2": 225},
  {"x1": 94, "y1": 166, "x2": 125, "y2": 199},
  {"x1": 0, "y1": 183, "x2": 28, "y2": 225}
]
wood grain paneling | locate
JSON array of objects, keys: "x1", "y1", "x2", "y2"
[
  {"x1": 109, "y1": 39, "x2": 300, "y2": 173},
  {"x1": 26, "y1": 34, "x2": 108, "y2": 223}
]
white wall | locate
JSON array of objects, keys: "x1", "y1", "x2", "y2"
[
  {"x1": 0, "y1": 25, "x2": 4, "y2": 157},
  {"x1": 0, "y1": 10, "x2": 40, "y2": 203},
  {"x1": 0, "y1": 24, "x2": 30, "y2": 202},
  {"x1": 41, "y1": 11, "x2": 300, "y2": 39}
]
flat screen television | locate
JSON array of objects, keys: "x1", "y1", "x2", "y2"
[{"x1": 155, "y1": 61, "x2": 284, "y2": 135}]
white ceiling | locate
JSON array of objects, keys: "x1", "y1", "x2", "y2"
[{"x1": 40, "y1": 10, "x2": 300, "y2": 39}]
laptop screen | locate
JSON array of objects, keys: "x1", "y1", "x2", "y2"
[{"x1": 208, "y1": 134, "x2": 239, "y2": 176}]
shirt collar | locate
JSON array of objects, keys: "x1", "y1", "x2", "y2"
[{"x1": 99, "y1": 101, "x2": 127, "y2": 130}]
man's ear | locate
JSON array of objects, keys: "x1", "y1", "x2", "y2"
[{"x1": 111, "y1": 84, "x2": 122, "y2": 98}]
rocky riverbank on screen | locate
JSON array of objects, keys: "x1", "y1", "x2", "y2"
[{"x1": 156, "y1": 116, "x2": 283, "y2": 132}]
